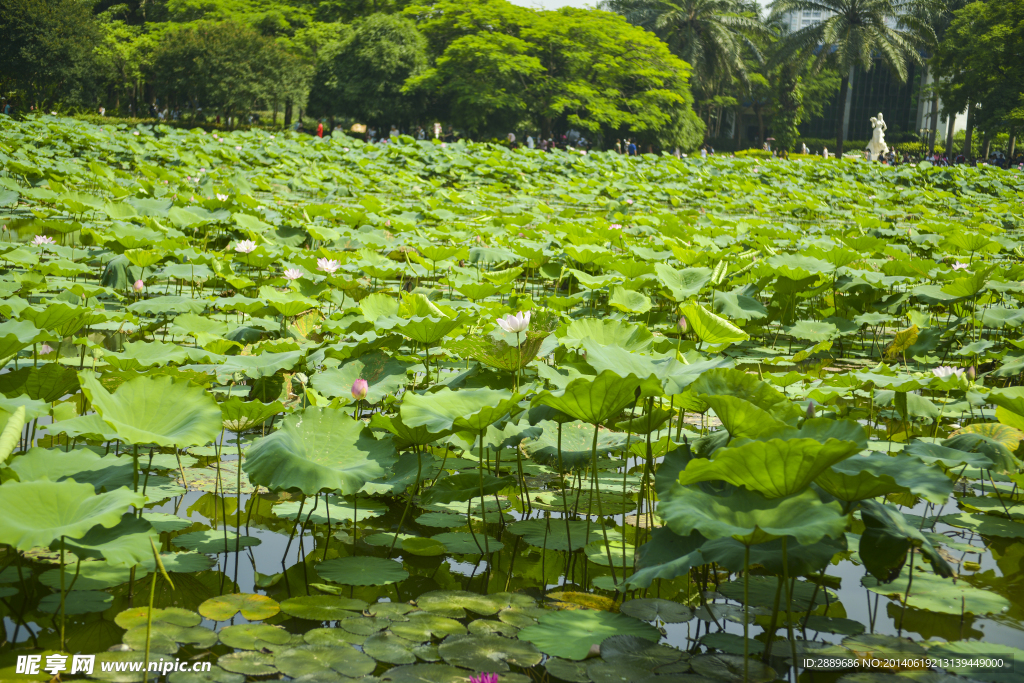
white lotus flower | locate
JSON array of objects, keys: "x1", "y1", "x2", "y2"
[
  {"x1": 32, "y1": 235, "x2": 55, "y2": 246},
  {"x1": 317, "y1": 258, "x2": 340, "y2": 274},
  {"x1": 234, "y1": 240, "x2": 257, "y2": 254},
  {"x1": 497, "y1": 311, "x2": 531, "y2": 334},
  {"x1": 216, "y1": 193, "x2": 228, "y2": 201},
  {"x1": 283, "y1": 268, "x2": 304, "y2": 281},
  {"x1": 932, "y1": 366, "x2": 964, "y2": 379},
  {"x1": 951, "y1": 262, "x2": 970, "y2": 271}
]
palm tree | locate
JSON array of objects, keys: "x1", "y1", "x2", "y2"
[
  {"x1": 769, "y1": 0, "x2": 937, "y2": 158},
  {"x1": 601, "y1": 0, "x2": 766, "y2": 129}
]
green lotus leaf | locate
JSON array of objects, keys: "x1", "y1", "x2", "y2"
[
  {"x1": 653, "y1": 263, "x2": 711, "y2": 300},
  {"x1": 124, "y1": 620, "x2": 217, "y2": 649},
  {"x1": 816, "y1": 453, "x2": 953, "y2": 503},
  {"x1": 316, "y1": 556, "x2": 409, "y2": 586},
  {"x1": 660, "y1": 484, "x2": 846, "y2": 545},
  {"x1": 938, "y1": 512, "x2": 1024, "y2": 538},
  {"x1": 363, "y1": 632, "x2": 418, "y2": 664},
  {"x1": 689, "y1": 368, "x2": 803, "y2": 423},
  {"x1": 438, "y1": 633, "x2": 542, "y2": 672},
  {"x1": 0, "y1": 319, "x2": 44, "y2": 360},
  {"x1": 859, "y1": 500, "x2": 953, "y2": 582},
  {"x1": 304, "y1": 627, "x2": 366, "y2": 646},
  {"x1": 274, "y1": 644, "x2": 376, "y2": 679},
  {"x1": 198, "y1": 593, "x2": 280, "y2": 621},
  {"x1": 520, "y1": 420, "x2": 629, "y2": 471},
  {"x1": 55, "y1": 512, "x2": 159, "y2": 567},
  {"x1": 420, "y1": 473, "x2": 515, "y2": 505},
  {"x1": 313, "y1": 352, "x2": 412, "y2": 403},
  {"x1": 172, "y1": 530, "x2": 261, "y2": 554},
  {"x1": 690, "y1": 653, "x2": 776, "y2": 683},
  {"x1": 701, "y1": 534, "x2": 846, "y2": 576},
  {"x1": 394, "y1": 314, "x2": 465, "y2": 345},
  {"x1": 625, "y1": 527, "x2": 706, "y2": 589},
  {"x1": 433, "y1": 532, "x2": 504, "y2": 554},
  {"x1": 518, "y1": 609, "x2": 660, "y2": 660},
  {"x1": 532, "y1": 370, "x2": 647, "y2": 425},
  {"x1": 678, "y1": 433, "x2": 861, "y2": 498},
  {"x1": 389, "y1": 612, "x2": 467, "y2": 641},
  {"x1": 128, "y1": 295, "x2": 207, "y2": 316},
  {"x1": 39, "y1": 561, "x2": 141, "y2": 590},
  {"x1": 273, "y1": 496, "x2": 387, "y2": 523},
  {"x1": 560, "y1": 318, "x2": 654, "y2": 352},
  {"x1": 619, "y1": 598, "x2": 693, "y2": 623},
  {"x1": 370, "y1": 412, "x2": 455, "y2": 448},
  {"x1": 280, "y1": 595, "x2": 366, "y2": 620},
  {"x1": 0, "y1": 363, "x2": 79, "y2": 403},
  {"x1": 940, "y1": 432, "x2": 1017, "y2": 473},
  {"x1": 38, "y1": 590, "x2": 114, "y2": 614},
  {"x1": 219, "y1": 396, "x2": 284, "y2": 431},
  {"x1": 599, "y1": 634, "x2": 686, "y2": 668},
  {"x1": 863, "y1": 567, "x2": 1009, "y2": 615},
  {"x1": 6, "y1": 447, "x2": 135, "y2": 491},
  {"x1": 506, "y1": 519, "x2": 605, "y2": 552},
  {"x1": 903, "y1": 440, "x2": 992, "y2": 468},
  {"x1": 216, "y1": 652, "x2": 278, "y2": 677},
  {"x1": 545, "y1": 658, "x2": 590, "y2": 683},
  {"x1": 402, "y1": 537, "x2": 448, "y2": 556},
  {"x1": 608, "y1": 286, "x2": 652, "y2": 314},
  {"x1": 380, "y1": 664, "x2": 472, "y2": 683},
  {"x1": 680, "y1": 302, "x2": 748, "y2": 345},
  {"x1": 115, "y1": 606, "x2": 202, "y2": 629},
  {"x1": 243, "y1": 406, "x2": 396, "y2": 495},
  {"x1": 0, "y1": 405, "x2": 24, "y2": 465},
  {"x1": 79, "y1": 372, "x2": 221, "y2": 448},
  {"x1": 0, "y1": 479, "x2": 144, "y2": 549},
  {"x1": 401, "y1": 387, "x2": 517, "y2": 433},
  {"x1": 167, "y1": 666, "x2": 244, "y2": 683},
  {"x1": 699, "y1": 395, "x2": 790, "y2": 439}
]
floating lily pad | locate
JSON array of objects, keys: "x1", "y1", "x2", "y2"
[
  {"x1": 342, "y1": 615, "x2": 392, "y2": 635},
  {"x1": 38, "y1": 590, "x2": 113, "y2": 614},
  {"x1": 167, "y1": 666, "x2": 244, "y2": 683},
  {"x1": 415, "y1": 512, "x2": 467, "y2": 528},
  {"x1": 619, "y1": 598, "x2": 693, "y2": 623},
  {"x1": 363, "y1": 632, "x2": 419, "y2": 664},
  {"x1": 380, "y1": 664, "x2": 472, "y2": 683},
  {"x1": 274, "y1": 644, "x2": 376, "y2": 679},
  {"x1": 518, "y1": 609, "x2": 660, "y2": 660},
  {"x1": 438, "y1": 633, "x2": 542, "y2": 672},
  {"x1": 172, "y1": 530, "x2": 261, "y2": 554},
  {"x1": 198, "y1": 593, "x2": 280, "y2": 621},
  {"x1": 391, "y1": 612, "x2": 467, "y2": 641},
  {"x1": 545, "y1": 657, "x2": 590, "y2": 683},
  {"x1": 316, "y1": 556, "x2": 409, "y2": 586},
  {"x1": 280, "y1": 595, "x2": 366, "y2": 620},
  {"x1": 690, "y1": 654, "x2": 775, "y2": 683},
  {"x1": 304, "y1": 627, "x2": 368, "y2": 646},
  {"x1": 219, "y1": 623, "x2": 295, "y2": 649}
]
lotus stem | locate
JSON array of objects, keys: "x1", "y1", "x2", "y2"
[
  {"x1": 898, "y1": 548, "x2": 915, "y2": 636},
  {"x1": 781, "y1": 538, "x2": 798, "y2": 683},
  {"x1": 743, "y1": 543, "x2": 750, "y2": 683},
  {"x1": 478, "y1": 431, "x2": 490, "y2": 555},
  {"x1": 592, "y1": 423, "x2": 617, "y2": 584},
  {"x1": 59, "y1": 535, "x2": 66, "y2": 652},
  {"x1": 555, "y1": 422, "x2": 572, "y2": 558},
  {"x1": 282, "y1": 495, "x2": 305, "y2": 568},
  {"x1": 388, "y1": 450, "x2": 421, "y2": 558}
]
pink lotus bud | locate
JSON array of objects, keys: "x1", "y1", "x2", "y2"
[
  {"x1": 966, "y1": 366, "x2": 976, "y2": 381},
  {"x1": 39, "y1": 344, "x2": 54, "y2": 356},
  {"x1": 806, "y1": 400, "x2": 816, "y2": 418},
  {"x1": 133, "y1": 279, "x2": 144, "y2": 292},
  {"x1": 351, "y1": 379, "x2": 369, "y2": 400},
  {"x1": 678, "y1": 317, "x2": 688, "y2": 333}
]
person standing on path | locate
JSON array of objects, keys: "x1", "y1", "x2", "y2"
[{"x1": 317, "y1": 121, "x2": 324, "y2": 138}]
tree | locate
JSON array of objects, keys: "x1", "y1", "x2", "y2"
[
  {"x1": 932, "y1": 0, "x2": 1024, "y2": 159},
  {"x1": 600, "y1": 0, "x2": 766, "y2": 131},
  {"x1": 0, "y1": 0, "x2": 99, "y2": 108},
  {"x1": 307, "y1": 14, "x2": 428, "y2": 129},
  {"x1": 771, "y1": 0, "x2": 936, "y2": 158},
  {"x1": 406, "y1": 0, "x2": 705, "y2": 149},
  {"x1": 94, "y1": 19, "x2": 156, "y2": 115},
  {"x1": 147, "y1": 21, "x2": 287, "y2": 123}
]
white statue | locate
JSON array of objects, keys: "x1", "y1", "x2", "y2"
[{"x1": 868, "y1": 113, "x2": 889, "y2": 160}]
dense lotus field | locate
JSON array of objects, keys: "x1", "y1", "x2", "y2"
[{"x1": 0, "y1": 115, "x2": 1023, "y2": 683}]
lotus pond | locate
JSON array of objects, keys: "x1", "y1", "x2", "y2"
[{"x1": 0, "y1": 116, "x2": 1022, "y2": 683}]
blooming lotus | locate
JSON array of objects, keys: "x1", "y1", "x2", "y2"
[
  {"x1": 351, "y1": 379, "x2": 369, "y2": 401},
  {"x1": 39, "y1": 344, "x2": 54, "y2": 356},
  {"x1": 216, "y1": 193, "x2": 228, "y2": 202},
  {"x1": 951, "y1": 262, "x2": 970, "y2": 271},
  {"x1": 32, "y1": 235, "x2": 55, "y2": 246},
  {"x1": 133, "y1": 279, "x2": 144, "y2": 292},
  {"x1": 470, "y1": 675, "x2": 498, "y2": 683},
  {"x1": 932, "y1": 366, "x2": 964, "y2": 380},
  {"x1": 317, "y1": 258, "x2": 340, "y2": 274},
  {"x1": 235, "y1": 240, "x2": 257, "y2": 254},
  {"x1": 609, "y1": 224, "x2": 622, "y2": 231},
  {"x1": 497, "y1": 311, "x2": 530, "y2": 334},
  {"x1": 283, "y1": 268, "x2": 303, "y2": 281}
]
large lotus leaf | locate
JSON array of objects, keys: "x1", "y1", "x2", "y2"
[
  {"x1": 38, "y1": 590, "x2": 114, "y2": 615},
  {"x1": 859, "y1": 500, "x2": 953, "y2": 582},
  {"x1": 680, "y1": 302, "x2": 748, "y2": 345},
  {"x1": 420, "y1": 473, "x2": 515, "y2": 505},
  {"x1": 21, "y1": 301, "x2": 93, "y2": 336},
  {"x1": 273, "y1": 496, "x2": 387, "y2": 523},
  {"x1": 560, "y1": 318, "x2": 653, "y2": 351},
  {"x1": 316, "y1": 556, "x2": 409, "y2": 586},
  {"x1": 128, "y1": 295, "x2": 207, "y2": 316},
  {"x1": 941, "y1": 432, "x2": 1018, "y2": 473},
  {"x1": 713, "y1": 289, "x2": 767, "y2": 322},
  {"x1": 370, "y1": 413, "x2": 454, "y2": 448},
  {"x1": 390, "y1": 612, "x2": 467, "y2": 641},
  {"x1": 577, "y1": 339, "x2": 678, "y2": 385},
  {"x1": 506, "y1": 519, "x2": 605, "y2": 552},
  {"x1": 702, "y1": 534, "x2": 847, "y2": 576},
  {"x1": 0, "y1": 363, "x2": 79, "y2": 403},
  {"x1": 660, "y1": 484, "x2": 846, "y2": 545},
  {"x1": 380, "y1": 664, "x2": 472, "y2": 683},
  {"x1": 102, "y1": 341, "x2": 190, "y2": 370},
  {"x1": 39, "y1": 561, "x2": 142, "y2": 590},
  {"x1": 700, "y1": 395, "x2": 790, "y2": 439},
  {"x1": 619, "y1": 599, "x2": 693, "y2": 624},
  {"x1": 0, "y1": 319, "x2": 44, "y2": 359},
  {"x1": 394, "y1": 314, "x2": 465, "y2": 345},
  {"x1": 438, "y1": 633, "x2": 542, "y2": 672},
  {"x1": 417, "y1": 590, "x2": 535, "y2": 616},
  {"x1": 312, "y1": 352, "x2": 412, "y2": 403},
  {"x1": 986, "y1": 386, "x2": 1024, "y2": 422},
  {"x1": 0, "y1": 406, "x2": 24, "y2": 465},
  {"x1": 625, "y1": 527, "x2": 706, "y2": 589},
  {"x1": 653, "y1": 263, "x2": 711, "y2": 300},
  {"x1": 863, "y1": 567, "x2": 1009, "y2": 615},
  {"x1": 608, "y1": 286, "x2": 652, "y2": 314},
  {"x1": 938, "y1": 512, "x2": 1024, "y2": 538},
  {"x1": 363, "y1": 632, "x2": 417, "y2": 664},
  {"x1": 172, "y1": 530, "x2": 261, "y2": 554},
  {"x1": 280, "y1": 595, "x2": 366, "y2": 620},
  {"x1": 689, "y1": 368, "x2": 802, "y2": 423},
  {"x1": 904, "y1": 440, "x2": 992, "y2": 468},
  {"x1": 518, "y1": 609, "x2": 660, "y2": 660},
  {"x1": 816, "y1": 453, "x2": 952, "y2": 503},
  {"x1": 520, "y1": 420, "x2": 629, "y2": 471},
  {"x1": 678, "y1": 436, "x2": 859, "y2": 498},
  {"x1": 401, "y1": 387, "x2": 517, "y2": 432},
  {"x1": 274, "y1": 644, "x2": 375, "y2": 679},
  {"x1": 6, "y1": 447, "x2": 135, "y2": 491},
  {"x1": 433, "y1": 531, "x2": 504, "y2": 554},
  {"x1": 259, "y1": 286, "x2": 318, "y2": 317},
  {"x1": 55, "y1": 512, "x2": 159, "y2": 567},
  {"x1": 220, "y1": 396, "x2": 284, "y2": 431},
  {"x1": 194, "y1": 350, "x2": 304, "y2": 381},
  {"x1": 0, "y1": 479, "x2": 144, "y2": 549},
  {"x1": 79, "y1": 372, "x2": 221, "y2": 448},
  {"x1": 532, "y1": 370, "x2": 647, "y2": 425},
  {"x1": 243, "y1": 407, "x2": 396, "y2": 495}
]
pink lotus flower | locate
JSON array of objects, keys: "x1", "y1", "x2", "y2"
[
  {"x1": 678, "y1": 316, "x2": 687, "y2": 333},
  {"x1": 133, "y1": 279, "x2": 144, "y2": 292},
  {"x1": 351, "y1": 378, "x2": 368, "y2": 400},
  {"x1": 39, "y1": 344, "x2": 54, "y2": 356},
  {"x1": 235, "y1": 146, "x2": 241, "y2": 150},
  {"x1": 626, "y1": 199, "x2": 634, "y2": 205},
  {"x1": 283, "y1": 268, "x2": 303, "y2": 281},
  {"x1": 317, "y1": 258, "x2": 340, "y2": 274},
  {"x1": 235, "y1": 240, "x2": 257, "y2": 254},
  {"x1": 470, "y1": 675, "x2": 499, "y2": 683},
  {"x1": 609, "y1": 224, "x2": 622, "y2": 231},
  {"x1": 497, "y1": 311, "x2": 530, "y2": 334},
  {"x1": 32, "y1": 235, "x2": 55, "y2": 246}
]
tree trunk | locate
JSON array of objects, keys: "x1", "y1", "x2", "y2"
[
  {"x1": 1008, "y1": 129, "x2": 1017, "y2": 160},
  {"x1": 284, "y1": 98, "x2": 293, "y2": 126},
  {"x1": 982, "y1": 135, "x2": 991, "y2": 161},
  {"x1": 928, "y1": 93, "x2": 939, "y2": 153},
  {"x1": 273, "y1": 99, "x2": 278, "y2": 124},
  {"x1": 945, "y1": 111, "x2": 956, "y2": 158},
  {"x1": 835, "y1": 74, "x2": 850, "y2": 159},
  {"x1": 733, "y1": 107, "x2": 742, "y2": 149},
  {"x1": 962, "y1": 102, "x2": 975, "y2": 158}
]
